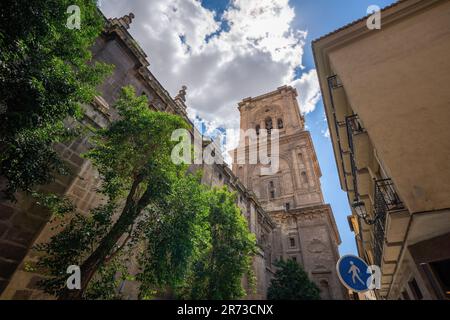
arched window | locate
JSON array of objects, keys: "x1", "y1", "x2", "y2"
[
  {"x1": 256, "y1": 124, "x2": 260, "y2": 135},
  {"x1": 265, "y1": 117, "x2": 273, "y2": 132},
  {"x1": 301, "y1": 171, "x2": 308, "y2": 184},
  {"x1": 298, "y1": 153, "x2": 304, "y2": 167},
  {"x1": 268, "y1": 180, "x2": 275, "y2": 199},
  {"x1": 277, "y1": 118, "x2": 284, "y2": 129}
]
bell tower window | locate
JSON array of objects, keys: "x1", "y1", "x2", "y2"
[
  {"x1": 265, "y1": 117, "x2": 273, "y2": 133},
  {"x1": 301, "y1": 171, "x2": 308, "y2": 184},
  {"x1": 277, "y1": 118, "x2": 284, "y2": 129}
]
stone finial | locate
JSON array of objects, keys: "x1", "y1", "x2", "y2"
[
  {"x1": 118, "y1": 13, "x2": 135, "y2": 29},
  {"x1": 175, "y1": 85, "x2": 187, "y2": 103}
]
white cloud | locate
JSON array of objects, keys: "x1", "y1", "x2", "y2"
[
  {"x1": 292, "y1": 69, "x2": 321, "y2": 114},
  {"x1": 99, "y1": 0, "x2": 321, "y2": 150},
  {"x1": 322, "y1": 128, "x2": 330, "y2": 139}
]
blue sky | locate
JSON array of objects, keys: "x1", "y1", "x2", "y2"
[
  {"x1": 199, "y1": 0, "x2": 396, "y2": 256},
  {"x1": 293, "y1": 0, "x2": 395, "y2": 255},
  {"x1": 100, "y1": 0, "x2": 396, "y2": 256}
]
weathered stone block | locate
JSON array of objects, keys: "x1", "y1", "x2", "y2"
[
  {"x1": 0, "y1": 241, "x2": 27, "y2": 261},
  {"x1": 6, "y1": 227, "x2": 35, "y2": 247},
  {"x1": 69, "y1": 153, "x2": 84, "y2": 167},
  {"x1": 11, "y1": 210, "x2": 47, "y2": 234},
  {"x1": 26, "y1": 276, "x2": 44, "y2": 290},
  {"x1": 0, "y1": 258, "x2": 18, "y2": 278},
  {"x1": 0, "y1": 223, "x2": 8, "y2": 237},
  {"x1": 42, "y1": 181, "x2": 68, "y2": 196},
  {"x1": 71, "y1": 186, "x2": 87, "y2": 199},
  {"x1": 0, "y1": 204, "x2": 15, "y2": 221},
  {"x1": 0, "y1": 279, "x2": 8, "y2": 293},
  {"x1": 62, "y1": 149, "x2": 72, "y2": 159},
  {"x1": 12, "y1": 289, "x2": 33, "y2": 300},
  {"x1": 53, "y1": 143, "x2": 66, "y2": 154}
]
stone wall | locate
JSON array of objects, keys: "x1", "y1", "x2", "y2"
[{"x1": 270, "y1": 205, "x2": 345, "y2": 300}]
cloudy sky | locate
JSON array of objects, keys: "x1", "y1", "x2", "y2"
[{"x1": 98, "y1": 0, "x2": 396, "y2": 256}]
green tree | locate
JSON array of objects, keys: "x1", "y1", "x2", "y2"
[
  {"x1": 137, "y1": 172, "x2": 211, "y2": 299},
  {"x1": 36, "y1": 87, "x2": 257, "y2": 300},
  {"x1": 180, "y1": 187, "x2": 257, "y2": 300},
  {"x1": 0, "y1": 0, "x2": 112, "y2": 200},
  {"x1": 267, "y1": 259, "x2": 321, "y2": 300},
  {"x1": 37, "y1": 86, "x2": 188, "y2": 299}
]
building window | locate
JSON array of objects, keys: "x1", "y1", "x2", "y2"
[
  {"x1": 270, "y1": 190, "x2": 275, "y2": 199},
  {"x1": 289, "y1": 237, "x2": 295, "y2": 247},
  {"x1": 285, "y1": 203, "x2": 290, "y2": 211},
  {"x1": 291, "y1": 256, "x2": 297, "y2": 262},
  {"x1": 265, "y1": 117, "x2": 273, "y2": 133},
  {"x1": 269, "y1": 181, "x2": 274, "y2": 188},
  {"x1": 277, "y1": 118, "x2": 284, "y2": 129},
  {"x1": 430, "y1": 258, "x2": 450, "y2": 299},
  {"x1": 408, "y1": 278, "x2": 423, "y2": 300},
  {"x1": 256, "y1": 124, "x2": 260, "y2": 135},
  {"x1": 218, "y1": 173, "x2": 223, "y2": 180},
  {"x1": 298, "y1": 153, "x2": 304, "y2": 166},
  {"x1": 301, "y1": 171, "x2": 308, "y2": 184}
]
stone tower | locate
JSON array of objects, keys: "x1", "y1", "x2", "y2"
[{"x1": 231, "y1": 85, "x2": 345, "y2": 300}]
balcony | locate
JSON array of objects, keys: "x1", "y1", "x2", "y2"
[
  {"x1": 372, "y1": 179, "x2": 405, "y2": 266},
  {"x1": 345, "y1": 115, "x2": 365, "y2": 196}
]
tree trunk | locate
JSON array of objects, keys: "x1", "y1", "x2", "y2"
[{"x1": 58, "y1": 175, "x2": 151, "y2": 300}]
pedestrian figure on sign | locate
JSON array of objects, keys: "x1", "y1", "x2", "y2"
[{"x1": 348, "y1": 261, "x2": 365, "y2": 285}]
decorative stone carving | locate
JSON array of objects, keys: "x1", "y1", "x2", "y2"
[
  {"x1": 118, "y1": 13, "x2": 135, "y2": 29},
  {"x1": 175, "y1": 85, "x2": 187, "y2": 103},
  {"x1": 307, "y1": 238, "x2": 326, "y2": 253}
]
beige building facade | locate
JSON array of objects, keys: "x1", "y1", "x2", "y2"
[
  {"x1": 313, "y1": 0, "x2": 450, "y2": 300},
  {"x1": 231, "y1": 86, "x2": 345, "y2": 300}
]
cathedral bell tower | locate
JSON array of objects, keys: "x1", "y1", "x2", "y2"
[
  {"x1": 231, "y1": 85, "x2": 345, "y2": 300},
  {"x1": 231, "y1": 85, "x2": 324, "y2": 211}
]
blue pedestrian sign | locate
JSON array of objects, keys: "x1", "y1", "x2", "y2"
[{"x1": 336, "y1": 255, "x2": 372, "y2": 292}]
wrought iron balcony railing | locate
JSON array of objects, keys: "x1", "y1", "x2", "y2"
[
  {"x1": 373, "y1": 178, "x2": 405, "y2": 266},
  {"x1": 346, "y1": 114, "x2": 365, "y2": 136},
  {"x1": 345, "y1": 114, "x2": 365, "y2": 198},
  {"x1": 328, "y1": 74, "x2": 343, "y2": 89},
  {"x1": 327, "y1": 75, "x2": 353, "y2": 194}
]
